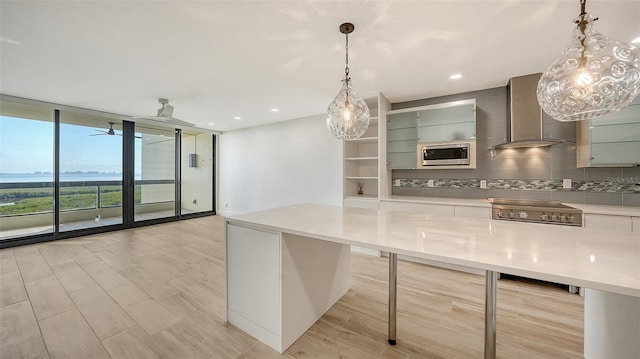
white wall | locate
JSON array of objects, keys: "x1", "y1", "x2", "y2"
[{"x1": 219, "y1": 114, "x2": 342, "y2": 215}]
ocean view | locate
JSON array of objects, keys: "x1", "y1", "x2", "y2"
[
  {"x1": 0, "y1": 172, "x2": 143, "y2": 216},
  {"x1": 0, "y1": 172, "x2": 134, "y2": 183}
]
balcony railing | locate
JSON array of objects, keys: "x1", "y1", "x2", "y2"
[{"x1": 0, "y1": 179, "x2": 174, "y2": 217}]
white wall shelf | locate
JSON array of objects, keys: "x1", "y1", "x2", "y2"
[
  {"x1": 345, "y1": 136, "x2": 378, "y2": 144},
  {"x1": 344, "y1": 195, "x2": 378, "y2": 200}
]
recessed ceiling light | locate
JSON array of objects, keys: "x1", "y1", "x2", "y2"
[
  {"x1": 271, "y1": 108, "x2": 279, "y2": 112},
  {"x1": 449, "y1": 73, "x2": 463, "y2": 80},
  {"x1": 208, "y1": 122, "x2": 215, "y2": 126},
  {"x1": 632, "y1": 36, "x2": 640, "y2": 43},
  {"x1": 234, "y1": 116, "x2": 241, "y2": 120}
]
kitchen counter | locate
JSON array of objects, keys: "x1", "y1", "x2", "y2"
[
  {"x1": 229, "y1": 203, "x2": 639, "y2": 296},
  {"x1": 226, "y1": 204, "x2": 640, "y2": 358}
]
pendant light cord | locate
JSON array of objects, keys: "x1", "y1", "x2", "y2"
[
  {"x1": 575, "y1": 0, "x2": 597, "y2": 67},
  {"x1": 345, "y1": 31, "x2": 350, "y2": 79},
  {"x1": 344, "y1": 31, "x2": 350, "y2": 98}
]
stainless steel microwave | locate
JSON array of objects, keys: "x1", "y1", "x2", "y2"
[{"x1": 419, "y1": 142, "x2": 471, "y2": 166}]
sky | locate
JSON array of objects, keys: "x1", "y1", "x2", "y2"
[{"x1": 0, "y1": 115, "x2": 141, "y2": 174}]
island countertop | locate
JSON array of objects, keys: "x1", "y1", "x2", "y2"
[{"x1": 227, "y1": 203, "x2": 640, "y2": 297}]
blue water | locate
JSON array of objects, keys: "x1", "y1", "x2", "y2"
[{"x1": 0, "y1": 173, "x2": 139, "y2": 183}]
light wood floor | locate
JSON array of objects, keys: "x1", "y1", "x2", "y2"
[{"x1": 0, "y1": 215, "x2": 584, "y2": 359}]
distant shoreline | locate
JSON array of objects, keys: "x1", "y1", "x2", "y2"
[{"x1": 0, "y1": 172, "x2": 139, "y2": 183}]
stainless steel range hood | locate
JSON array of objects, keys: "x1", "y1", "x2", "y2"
[{"x1": 493, "y1": 73, "x2": 566, "y2": 149}]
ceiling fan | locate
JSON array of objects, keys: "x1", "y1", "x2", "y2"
[
  {"x1": 90, "y1": 122, "x2": 120, "y2": 136},
  {"x1": 89, "y1": 122, "x2": 141, "y2": 138},
  {"x1": 131, "y1": 98, "x2": 195, "y2": 127}
]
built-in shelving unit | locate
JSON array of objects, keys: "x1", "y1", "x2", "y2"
[{"x1": 342, "y1": 93, "x2": 391, "y2": 204}]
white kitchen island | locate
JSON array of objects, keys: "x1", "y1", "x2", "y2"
[{"x1": 225, "y1": 204, "x2": 640, "y2": 358}]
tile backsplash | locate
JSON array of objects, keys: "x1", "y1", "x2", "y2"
[
  {"x1": 391, "y1": 87, "x2": 640, "y2": 207},
  {"x1": 394, "y1": 178, "x2": 640, "y2": 193}
]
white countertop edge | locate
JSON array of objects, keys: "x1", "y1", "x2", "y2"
[{"x1": 226, "y1": 215, "x2": 640, "y2": 298}]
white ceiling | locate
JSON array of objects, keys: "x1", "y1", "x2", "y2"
[{"x1": 1, "y1": 1, "x2": 639, "y2": 132}]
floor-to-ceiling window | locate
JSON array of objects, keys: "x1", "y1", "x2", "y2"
[
  {"x1": 0, "y1": 95, "x2": 216, "y2": 248},
  {"x1": 59, "y1": 112, "x2": 123, "y2": 231},
  {"x1": 0, "y1": 100, "x2": 55, "y2": 240},
  {"x1": 134, "y1": 126, "x2": 176, "y2": 221},
  {"x1": 181, "y1": 131, "x2": 214, "y2": 215}
]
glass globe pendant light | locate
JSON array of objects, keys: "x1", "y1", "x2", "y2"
[
  {"x1": 326, "y1": 23, "x2": 370, "y2": 139},
  {"x1": 537, "y1": 0, "x2": 640, "y2": 122}
]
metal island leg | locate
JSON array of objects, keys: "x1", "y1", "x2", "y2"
[
  {"x1": 388, "y1": 252, "x2": 398, "y2": 345},
  {"x1": 485, "y1": 270, "x2": 498, "y2": 359}
]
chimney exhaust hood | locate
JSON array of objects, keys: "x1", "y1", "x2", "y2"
[{"x1": 493, "y1": 73, "x2": 566, "y2": 149}]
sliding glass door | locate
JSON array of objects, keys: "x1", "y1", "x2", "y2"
[
  {"x1": 180, "y1": 132, "x2": 214, "y2": 215},
  {"x1": 0, "y1": 101, "x2": 55, "y2": 240},
  {"x1": 0, "y1": 95, "x2": 216, "y2": 248},
  {"x1": 134, "y1": 126, "x2": 176, "y2": 221},
  {"x1": 59, "y1": 112, "x2": 123, "y2": 232}
]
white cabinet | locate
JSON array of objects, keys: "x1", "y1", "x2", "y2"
[
  {"x1": 379, "y1": 200, "x2": 491, "y2": 219},
  {"x1": 226, "y1": 224, "x2": 281, "y2": 347},
  {"x1": 584, "y1": 214, "x2": 633, "y2": 232},
  {"x1": 584, "y1": 289, "x2": 640, "y2": 358},
  {"x1": 343, "y1": 93, "x2": 391, "y2": 201},
  {"x1": 226, "y1": 223, "x2": 351, "y2": 353}
]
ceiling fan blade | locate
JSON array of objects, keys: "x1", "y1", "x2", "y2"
[
  {"x1": 130, "y1": 115, "x2": 195, "y2": 127},
  {"x1": 129, "y1": 99, "x2": 195, "y2": 127},
  {"x1": 165, "y1": 117, "x2": 195, "y2": 127}
]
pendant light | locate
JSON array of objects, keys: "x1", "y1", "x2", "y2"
[
  {"x1": 326, "y1": 23, "x2": 370, "y2": 139},
  {"x1": 537, "y1": 0, "x2": 640, "y2": 122}
]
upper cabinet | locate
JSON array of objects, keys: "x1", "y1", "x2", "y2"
[
  {"x1": 415, "y1": 100, "x2": 476, "y2": 143},
  {"x1": 577, "y1": 100, "x2": 640, "y2": 167},
  {"x1": 386, "y1": 111, "x2": 418, "y2": 169},
  {"x1": 386, "y1": 99, "x2": 476, "y2": 169}
]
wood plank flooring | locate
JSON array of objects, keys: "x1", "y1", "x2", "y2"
[{"x1": 0, "y1": 216, "x2": 584, "y2": 358}]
